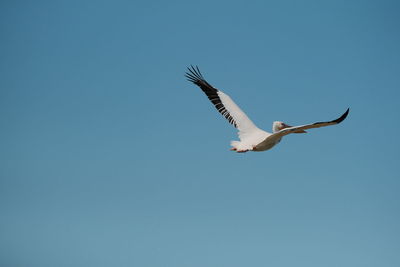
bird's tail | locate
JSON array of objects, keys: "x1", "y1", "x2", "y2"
[{"x1": 230, "y1": 141, "x2": 253, "y2": 152}]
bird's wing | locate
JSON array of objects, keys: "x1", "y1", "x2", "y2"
[
  {"x1": 258, "y1": 108, "x2": 350, "y2": 145},
  {"x1": 185, "y1": 66, "x2": 260, "y2": 136}
]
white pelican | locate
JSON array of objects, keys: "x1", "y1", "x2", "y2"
[{"x1": 185, "y1": 66, "x2": 349, "y2": 153}]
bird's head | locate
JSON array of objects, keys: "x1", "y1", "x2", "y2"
[{"x1": 272, "y1": 121, "x2": 307, "y2": 133}]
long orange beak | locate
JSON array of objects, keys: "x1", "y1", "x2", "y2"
[{"x1": 282, "y1": 123, "x2": 307, "y2": 133}]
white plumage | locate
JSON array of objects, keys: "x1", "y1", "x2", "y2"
[{"x1": 185, "y1": 66, "x2": 349, "y2": 153}]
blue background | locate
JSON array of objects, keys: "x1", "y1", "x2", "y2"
[{"x1": 1, "y1": 0, "x2": 399, "y2": 266}]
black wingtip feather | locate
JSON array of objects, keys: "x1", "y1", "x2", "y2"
[
  {"x1": 185, "y1": 65, "x2": 205, "y2": 84},
  {"x1": 332, "y1": 108, "x2": 350, "y2": 124},
  {"x1": 185, "y1": 66, "x2": 239, "y2": 129},
  {"x1": 185, "y1": 65, "x2": 215, "y2": 90},
  {"x1": 187, "y1": 65, "x2": 203, "y2": 80}
]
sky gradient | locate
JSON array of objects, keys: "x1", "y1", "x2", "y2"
[{"x1": 1, "y1": 0, "x2": 400, "y2": 266}]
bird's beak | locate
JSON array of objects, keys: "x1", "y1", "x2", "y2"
[{"x1": 282, "y1": 123, "x2": 307, "y2": 133}]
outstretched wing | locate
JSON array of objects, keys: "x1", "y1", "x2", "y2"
[
  {"x1": 257, "y1": 108, "x2": 350, "y2": 146},
  {"x1": 185, "y1": 65, "x2": 260, "y2": 136}
]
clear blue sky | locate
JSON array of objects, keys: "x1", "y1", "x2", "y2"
[{"x1": 1, "y1": 0, "x2": 399, "y2": 266}]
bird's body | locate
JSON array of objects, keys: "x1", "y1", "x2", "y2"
[{"x1": 185, "y1": 66, "x2": 349, "y2": 152}]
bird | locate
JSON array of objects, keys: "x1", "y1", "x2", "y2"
[{"x1": 185, "y1": 65, "x2": 349, "y2": 153}]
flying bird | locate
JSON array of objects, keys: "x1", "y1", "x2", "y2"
[{"x1": 185, "y1": 66, "x2": 349, "y2": 153}]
